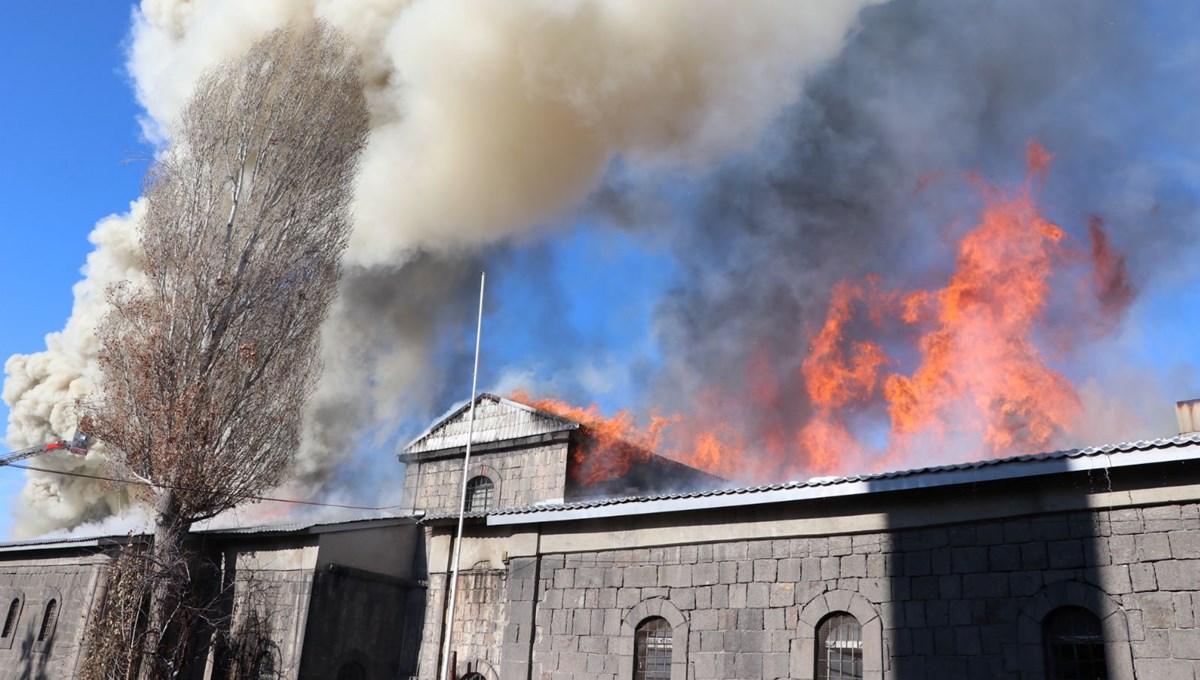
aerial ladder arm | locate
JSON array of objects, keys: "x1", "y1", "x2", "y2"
[{"x1": 0, "y1": 430, "x2": 91, "y2": 467}]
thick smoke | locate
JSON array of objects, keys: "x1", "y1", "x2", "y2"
[
  {"x1": 4, "y1": 0, "x2": 879, "y2": 534},
  {"x1": 643, "y1": 0, "x2": 1198, "y2": 476}
]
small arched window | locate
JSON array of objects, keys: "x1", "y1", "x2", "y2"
[
  {"x1": 336, "y1": 661, "x2": 366, "y2": 680},
  {"x1": 634, "y1": 616, "x2": 672, "y2": 680},
  {"x1": 816, "y1": 612, "x2": 862, "y2": 680},
  {"x1": 37, "y1": 599, "x2": 57, "y2": 642},
  {"x1": 1044, "y1": 606, "x2": 1107, "y2": 680},
  {"x1": 1, "y1": 598, "x2": 19, "y2": 638},
  {"x1": 464, "y1": 475, "x2": 494, "y2": 512},
  {"x1": 461, "y1": 674, "x2": 485, "y2": 680}
]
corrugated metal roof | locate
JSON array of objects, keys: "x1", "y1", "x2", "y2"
[
  {"x1": 486, "y1": 433, "x2": 1200, "y2": 525},
  {"x1": 403, "y1": 393, "x2": 579, "y2": 455},
  {"x1": 0, "y1": 514, "x2": 421, "y2": 553},
  {"x1": 0, "y1": 533, "x2": 117, "y2": 553},
  {"x1": 195, "y1": 514, "x2": 418, "y2": 536}
]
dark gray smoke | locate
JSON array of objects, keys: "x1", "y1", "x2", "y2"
[{"x1": 638, "y1": 0, "x2": 1199, "y2": 475}]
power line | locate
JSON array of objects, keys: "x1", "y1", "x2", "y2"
[{"x1": 2, "y1": 461, "x2": 408, "y2": 512}]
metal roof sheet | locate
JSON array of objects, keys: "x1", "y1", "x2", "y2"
[
  {"x1": 0, "y1": 514, "x2": 422, "y2": 552},
  {"x1": 486, "y1": 433, "x2": 1200, "y2": 525},
  {"x1": 0, "y1": 533, "x2": 117, "y2": 553},
  {"x1": 194, "y1": 513, "x2": 418, "y2": 536}
]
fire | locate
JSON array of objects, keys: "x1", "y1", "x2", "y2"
[
  {"x1": 879, "y1": 141, "x2": 1079, "y2": 463},
  {"x1": 514, "y1": 142, "x2": 1133, "y2": 484},
  {"x1": 508, "y1": 390, "x2": 677, "y2": 484}
]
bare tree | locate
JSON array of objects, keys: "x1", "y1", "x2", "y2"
[{"x1": 80, "y1": 21, "x2": 368, "y2": 679}]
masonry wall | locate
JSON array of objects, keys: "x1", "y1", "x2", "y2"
[
  {"x1": 0, "y1": 553, "x2": 108, "y2": 680},
  {"x1": 422, "y1": 568, "x2": 509, "y2": 680},
  {"x1": 209, "y1": 545, "x2": 319, "y2": 680},
  {"x1": 299, "y1": 567, "x2": 425, "y2": 679},
  {"x1": 499, "y1": 501, "x2": 1200, "y2": 680},
  {"x1": 403, "y1": 442, "x2": 571, "y2": 514}
]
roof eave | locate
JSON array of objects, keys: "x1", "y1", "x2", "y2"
[{"x1": 488, "y1": 440, "x2": 1200, "y2": 526}]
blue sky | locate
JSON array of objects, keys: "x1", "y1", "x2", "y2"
[
  {"x1": 1, "y1": 2, "x2": 1197, "y2": 538},
  {"x1": 0, "y1": 2, "x2": 679, "y2": 536},
  {"x1": 0, "y1": 3, "x2": 145, "y2": 536}
]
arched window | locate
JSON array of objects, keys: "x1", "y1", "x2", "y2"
[
  {"x1": 1044, "y1": 606, "x2": 1107, "y2": 680},
  {"x1": 336, "y1": 661, "x2": 366, "y2": 680},
  {"x1": 634, "y1": 616, "x2": 672, "y2": 680},
  {"x1": 461, "y1": 674, "x2": 485, "y2": 680},
  {"x1": 816, "y1": 612, "x2": 862, "y2": 680},
  {"x1": 1, "y1": 598, "x2": 19, "y2": 639},
  {"x1": 464, "y1": 475, "x2": 494, "y2": 512},
  {"x1": 37, "y1": 599, "x2": 57, "y2": 642}
]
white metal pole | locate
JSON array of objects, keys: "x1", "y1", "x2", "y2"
[{"x1": 439, "y1": 271, "x2": 486, "y2": 680}]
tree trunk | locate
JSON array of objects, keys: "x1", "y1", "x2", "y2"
[{"x1": 139, "y1": 490, "x2": 192, "y2": 680}]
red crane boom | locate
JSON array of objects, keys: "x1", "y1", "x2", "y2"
[{"x1": 0, "y1": 430, "x2": 91, "y2": 467}]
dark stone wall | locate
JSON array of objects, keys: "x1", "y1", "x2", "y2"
[
  {"x1": 0, "y1": 558, "x2": 105, "y2": 680},
  {"x1": 499, "y1": 502, "x2": 1200, "y2": 680},
  {"x1": 298, "y1": 565, "x2": 425, "y2": 680}
]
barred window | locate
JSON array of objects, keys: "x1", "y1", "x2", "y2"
[
  {"x1": 816, "y1": 612, "x2": 862, "y2": 680},
  {"x1": 634, "y1": 616, "x2": 672, "y2": 680},
  {"x1": 1, "y1": 599, "x2": 18, "y2": 638},
  {"x1": 1044, "y1": 606, "x2": 1107, "y2": 680},
  {"x1": 37, "y1": 599, "x2": 56, "y2": 642},
  {"x1": 464, "y1": 475, "x2": 494, "y2": 512}
]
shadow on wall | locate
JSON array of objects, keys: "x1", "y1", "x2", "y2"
[
  {"x1": 867, "y1": 456, "x2": 1155, "y2": 680},
  {"x1": 15, "y1": 619, "x2": 55, "y2": 680}
]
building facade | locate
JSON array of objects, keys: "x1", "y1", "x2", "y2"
[
  {"x1": 2, "y1": 392, "x2": 1199, "y2": 679},
  {"x1": 0, "y1": 517, "x2": 426, "y2": 680},
  {"x1": 408, "y1": 396, "x2": 1200, "y2": 680}
]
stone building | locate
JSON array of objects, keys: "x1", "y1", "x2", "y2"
[
  {"x1": 411, "y1": 395, "x2": 1200, "y2": 680},
  {"x1": 0, "y1": 516, "x2": 426, "y2": 680},
  {"x1": 3, "y1": 392, "x2": 1200, "y2": 679},
  {"x1": 400, "y1": 394, "x2": 723, "y2": 513}
]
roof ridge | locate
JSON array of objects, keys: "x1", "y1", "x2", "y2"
[{"x1": 402, "y1": 393, "x2": 581, "y2": 454}]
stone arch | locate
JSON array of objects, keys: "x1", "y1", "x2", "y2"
[
  {"x1": 1014, "y1": 580, "x2": 1134, "y2": 680},
  {"x1": 333, "y1": 649, "x2": 370, "y2": 679},
  {"x1": 0, "y1": 590, "x2": 25, "y2": 650},
  {"x1": 32, "y1": 586, "x2": 62, "y2": 653},
  {"x1": 792, "y1": 589, "x2": 885, "y2": 680},
  {"x1": 616, "y1": 597, "x2": 688, "y2": 680},
  {"x1": 458, "y1": 657, "x2": 499, "y2": 680},
  {"x1": 467, "y1": 463, "x2": 503, "y2": 510}
]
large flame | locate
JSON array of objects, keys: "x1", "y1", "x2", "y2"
[
  {"x1": 508, "y1": 390, "x2": 677, "y2": 484},
  {"x1": 516, "y1": 142, "x2": 1133, "y2": 484}
]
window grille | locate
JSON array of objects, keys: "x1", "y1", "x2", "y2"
[
  {"x1": 634, "y1": 616, "x2": 672, "y2": 680},
  {"x1": 1044, "y1": 606, "x2": 1108, "y2": 680},
  {"x1": 464, "y1": 475, "x2": 494, "y2": 512},
  {"x1": 816, "y1": 612, "x2": 863, "y2": 680},
  {"x1": 1, "y1": 599, "x2": 18, "y2": 638},
  {"x1": 37, "y1": 599, "x2": 56, "y2": 642}
]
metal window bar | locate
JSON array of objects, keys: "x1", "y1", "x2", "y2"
[
  {"x1": 816, "y1": 612, "x2": 863, "y2": 680},
  {"x1": 37, "y1": 599, "x2": 55, "y2": 642},
  {"x1": 464, "y1": 476, "x2": 494, "y2": 512},
  {"x1": 634, "y1": 617, "x2": 672, "y2": 680},
  {"x1": 1, "y1": 599, "x2": 17, "y2": 638},
  {"x1": 1045, "y1": 607, "x2": 1108, "y2": 680}
]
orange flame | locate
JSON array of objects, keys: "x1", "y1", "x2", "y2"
[
  {"x1": 508, "y1": 390, "x2": 677, "y2": 484},
  {"x1": 880, "y1": 141, "x2": 1077, "y2": 463},
  {"x1": 513, "y1": 142, "x2": 1132, "y2": 484}
]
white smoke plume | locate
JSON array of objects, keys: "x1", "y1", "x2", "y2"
[{"x1": 4, "y1": 0, "x2": 880, "y2": 535}]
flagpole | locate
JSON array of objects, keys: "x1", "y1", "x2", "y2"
[{"x1": 439, "y1": 271, "x2": 486, "y2": 680}]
